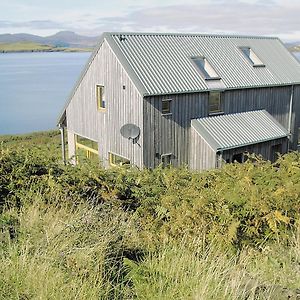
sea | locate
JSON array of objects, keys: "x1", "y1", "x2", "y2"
[
  {"x1": 0, "y1": 51, "x2": 299, "y2": 135},
  {"x1": 0, "y1": 52, "x2": 90, "y2": 135}
]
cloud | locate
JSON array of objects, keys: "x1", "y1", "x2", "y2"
[
  {"x1": 0, "y1": 19, "x2": 64, "y2": 30},
  {"x1": 0, "y1": 0, "x2": 300, "y2": 41},
  {"x1": 87, "y1": 1, "x2": 300, "y2": 40}
]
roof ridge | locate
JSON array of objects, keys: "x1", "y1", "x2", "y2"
[{"x1": 106, "y1": 31, "x2": 279, "y2": 40}]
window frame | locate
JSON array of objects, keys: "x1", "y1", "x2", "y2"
[
  {"x1": 75, "y1": 134, "x2": 99, "y2": 163},
  {"x1": 208, "y1": 91, "x2": 223, "y2": 115},
  {"x1": 191, "y1": 56, "x2": 221, "y2": 80},
  {"x1": 161, "y1": 153, "x2": 172, "y2": 167},
  {"x1": 161, "y1": 99, "x2": 172, "y2": 115},
  {"x1": 109, "y1": 152, "x2": 130, "y2": 166},
  {"x1": 96, "y1": 85, "x2": 106, "y2": 111},
  {"x1": 239, "y1": 46, "x2": 265, "y2": 68}
]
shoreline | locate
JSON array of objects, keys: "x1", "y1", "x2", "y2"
[{"x1": 0, "y1": 48, "x2": 93, "y2": 53}]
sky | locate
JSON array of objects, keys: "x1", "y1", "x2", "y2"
[{"x1": 0, "y1": 0, "x2": 300, "y2": 42}]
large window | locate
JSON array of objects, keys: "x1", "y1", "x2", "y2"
[
  {"x1": 109, "y1": 152, "x2": 130, "y2": 166},
  {"x1": 239, "y1": 47, "x2": 265, "y2": 67},
  {"x1": 96, "y1": 85, "x2": 105, "y2": 110},
  {"x1": 75, "y1": 134, "x2": 98, "y2": 163},
  {"x1": 209, "y1": 91, "x2": 223, "y2": 114},
  {"x1": 191, "y1": 56, "x2": 220, "y2": 80}
]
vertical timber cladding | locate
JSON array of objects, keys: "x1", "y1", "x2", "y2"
[
  {"x1": 223, "y1": 85, "x2": 300, "y2": 151},
  {"x1": 66, "y1": 39, "x2": 144, "y2": 167},
  {"x1": 143, "y1": 92, "x2": 209, "y2": 168},
  {"x1": 189, "y1": 125, "x2": 216, "y2": 171},
  {"x1": 221, "y1": 138, "x2": 288, "y2": 162},
  {"x1": 143, "y1": 85, "x2": 297, "y2": 169},
  {"x1": 223, "y1": 86, "x2": 291, "y2": 129},
  {"x1": 67, "y1": 129, "x2": 76, "y2": 163}
]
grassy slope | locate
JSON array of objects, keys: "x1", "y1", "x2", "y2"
[
  {"x1": 0, "y1": 130, "x2": 300, "y2": 299},
  {"x1": 0, "y1": 41, "x2": 92, "y2": 52}
]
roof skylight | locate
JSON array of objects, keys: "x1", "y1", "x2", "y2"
[
  {"x1": 191, "y1": 57, "x2": 220, "y2": 80},
  {"x1": 239, "y1": 47, "x2": 265, "y2": 67}
]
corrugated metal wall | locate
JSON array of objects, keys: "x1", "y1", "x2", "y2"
[
  {"x1": 66, "y1": 39, "x2": 144, "y2": 167},
  {"x1": 143, "y1": 85, "x2": 296, "y2": 169}
]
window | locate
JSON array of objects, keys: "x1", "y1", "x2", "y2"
[
  {"x1": 162, "y1": 99, "x2": 172, "y2": 114},
  {"x1": 298, "y1": 127, "x2": 300, "y2": 145},
  {"x1": 109, "y1": 152, "x2": 130, "y2": 166},
  {"x1": 209, "y1": 91, "x2": 223, "y2": 114},
  {"x1": 96, "y1": 85, "x2": 105, "y2": 110},
  {"x1": 75, "y1": 134, "x2": 98, "y2": 163},
  {"x1": 191, "y1": 56, "x2": 220, "y2": 80},
  {"x1": 239, "y1": 47, "x2": 265, "y2": 67},
  {"x1": 161, "y1": 153, "x2": 172, "y2": 167}
]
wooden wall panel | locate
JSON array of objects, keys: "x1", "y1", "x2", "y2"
[
  {"x1": 66, "y1": 40, "x2": 144, "y2": 168},
  {"x1": 189, "y1": 126, "x2": 216, "y2": 170},
  {"x1": 143, "y1": 86, "x2": 296, "y2": 169}
]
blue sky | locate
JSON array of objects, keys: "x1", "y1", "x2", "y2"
[{"x1": 1, "y1": 0, "x2": 299, "y2": 41}]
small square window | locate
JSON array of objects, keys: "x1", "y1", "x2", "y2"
[
  {"x1": 162, "y1": 99, "x2": 172, "y2": 114},
  {"x1": 96, "y1": 85, "x2": 105, "y2": 110},
  {"x1": 209, "y1": 91, "x2": 223, "y2": 114},
  {"x1": 161, "y1": 153, "x2": 172, "y2": 167}
]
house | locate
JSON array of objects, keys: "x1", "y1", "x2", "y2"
[{"x1": 57, "y1": 32, "x2": 300, "y2": 170}]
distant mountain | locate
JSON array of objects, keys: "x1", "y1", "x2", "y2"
[
  {"x1": 287, "y1": 42, "x2": 300, "y2": 52},
  {"x1": 0, "y1": 33, "x2": 45, "y2": 44},
  {"x1": 0, "y1": 31, "x2": 100, "y2": 49},
  {"x1": 1, "y1": 31, "x2": 299, "y2": 52}
]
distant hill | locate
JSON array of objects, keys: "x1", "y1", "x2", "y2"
[
  {"x1": 0, "y1": 31, "x2": 100, "y2": 49},
  {"x1": 0, "y1": 31, "x2": 299, "y2": 52},
  {"x1": 0, "y1": 41, "x2": 92, "y2": 53}
]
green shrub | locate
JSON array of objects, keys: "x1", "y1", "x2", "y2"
[{"x1": 0, "y1": 131, "x2": 300, "y2": 298}]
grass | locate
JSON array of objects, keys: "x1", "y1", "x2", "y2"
[
  {"x1": 1, "y1": 199, "x2": 300, "y2": 299},
  {"x1": 0, "y1": 130, "x2": 300, "y2": 299},
  {"x1": 0, "y1": 42, "x2": 92, "y2": 53}
]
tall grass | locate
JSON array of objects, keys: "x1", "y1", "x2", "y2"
[
  {"x1": 2, "y1": 197, "x2": 300, "y2": 299},
  {"x1": 0, "y1": 131, "x2": 300, "y2": 299},
  {"x1": 125, "y1": 237, "x2": 300, "y2": 300},
  {"x1": 0, "y1": 196, "x2": 134, "y2": 299}
]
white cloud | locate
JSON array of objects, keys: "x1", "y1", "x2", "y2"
[{"x1": 0, "y1": 0, "x2": 299, "y2": 41}]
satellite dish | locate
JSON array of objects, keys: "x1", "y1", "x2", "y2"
[{"x1": 120, "y1": 123, "x2": 140, "y2": 140}]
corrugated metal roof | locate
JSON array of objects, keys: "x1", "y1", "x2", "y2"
[
  {"x1": 191, "y1": 110, "x2": 288, "y2": 151},
  {"x1": 58, "y1": 32, "x2": 300, "y2": 124},
  {"x1": 106, "y1": 32, "x2": 300, "y2": 96}
]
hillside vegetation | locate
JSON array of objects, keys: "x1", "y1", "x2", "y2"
[
  {"x1": 0, "y1": 41, "x2": 92, "y2": 53},
  {"x1": 0, "y1": 130, "x2": 300, "y2": 299}
]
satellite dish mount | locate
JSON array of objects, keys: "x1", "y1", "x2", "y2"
[{"x1": 120, "y1": 123, "x2": 140, "y2": 144}]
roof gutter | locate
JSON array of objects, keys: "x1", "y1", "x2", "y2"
[
  {"x1": 288, "y1": 85, "x2": 294, "y2": 135},
  {"x1": 58, "y1": 123, "x2": 66, "y2": 165},
  {"x1": 287, "y1": 85, "x2": 294, "y2": 151}
]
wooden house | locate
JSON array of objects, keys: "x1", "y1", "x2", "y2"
[{"x1": 58, "y1": 32, "x2": 300, "y2": 170}]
